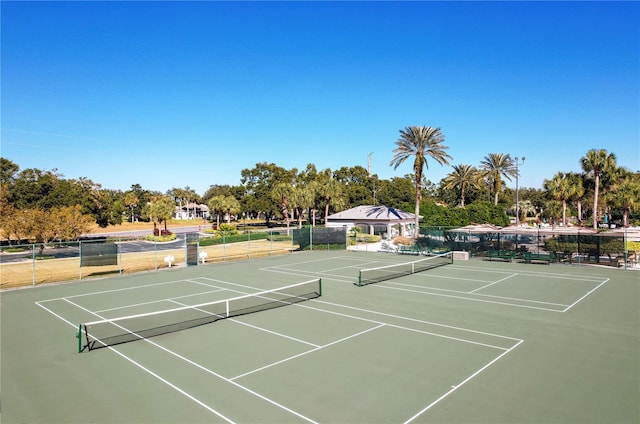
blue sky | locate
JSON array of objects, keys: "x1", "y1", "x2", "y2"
[{"x1": 2, "y1": 1, "x2": 638, "y2": 195}]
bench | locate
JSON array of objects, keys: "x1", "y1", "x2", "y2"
[
  {"x1": 522, "y1": 252, "x2": 553, "y2": 265},
  {"x1": 378, "y1": 241, "x2": 398, "y2": 254},
  {"x1": 486, "y1": 250, "x2": 516, "y2": 262},
  {"x1": 398, "y1": 244, "x2": 423, "y2": 255}
]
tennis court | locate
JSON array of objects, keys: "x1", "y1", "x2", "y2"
[{"x1": 2, "y1": 250, "x2": 638, "y2": 423}]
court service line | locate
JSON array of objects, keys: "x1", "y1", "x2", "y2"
[
  {"x1": 230, "y1": 324, "x2": 385, "y2": 381},
  {"x1": 373, "y1": 284, "x2": 566, "y2": 312},
  {"x1": 404, "y1": 339, "x2": 525, "y2": 424},
  {"x1": 562, "y1": 278, "x2": 610, "y2": 312},
  {"x1": 168, "y1": 299, "x2": 320, "y2": 348},
  {"x1": 189, "y1": 278, "x2": 513, "y2": 350},
  {"x1": 468, "y1": 273, "x2": 518, "y2": 293},
  {"x1": 259, "y1": 267, "x2": 355, "y2": 284},
  {"x1": 309, "y1": 299, "x2": 523, "y2": 343},
  {"x1": 36, "y1": 277, "x2": 201, "y2": 303},
  {"x1": 448, "y1": 265, "x2": 609, "y2": 282},
  {"x1": 388, "y1": 281, "x2": 569, "y2": 307},
  {"x1": 95, "y1": 287, "x2": 227, "y2": 314},
  {"x1": 64, "y1": 297, "x2": 319, "y2": 424},
  {"x1": 194, "y1": 277, "x2": 522, "y2": 345}
]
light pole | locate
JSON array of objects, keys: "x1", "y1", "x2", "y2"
[{"x1": 514, "y1": 157, "x2": 525, "y2": 226}]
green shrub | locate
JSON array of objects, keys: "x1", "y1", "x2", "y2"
[{"x1": 144, "y1": 233, "x2": 177, "y2": 242}]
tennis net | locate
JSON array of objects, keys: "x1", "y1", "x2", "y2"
[
  {"x1": 356, "y1": 251, "x2": 453, "y2": 286},
  {"x1": 77, "y1": 278, "x2": 322, "y2": 352}
]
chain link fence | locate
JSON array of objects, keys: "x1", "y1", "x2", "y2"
[{"x1": 2, "y1": 229, "x2": 343, "y2": 289}]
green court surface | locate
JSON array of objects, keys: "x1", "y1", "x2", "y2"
[{"x1": 1, "y1": 251, "x2": 638, "y2": 423}]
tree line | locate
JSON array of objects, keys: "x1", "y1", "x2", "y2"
[{"x1": 1, "y1": 126, "x2": 638, "y2": 244}]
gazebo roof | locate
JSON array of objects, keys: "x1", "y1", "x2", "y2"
[{"x1": 326, "y1": 205, "x2": 417, "y2": 223}]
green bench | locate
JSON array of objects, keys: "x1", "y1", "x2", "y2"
[
  {"x1": 486, "y1": 250, "x2": 516, "y2": 262},
  {"x1": 398, "y1": 244, "x2": 423, "y2": 255},
  {"x1": 522, "y1": 252, "x2": 553, "y2": 265}
]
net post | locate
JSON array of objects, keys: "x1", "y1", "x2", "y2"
[
  {"x1": 319, "y1": 278, "x2": 322, "y2": 296},
  {"x1": 77, "y1": 324, "x2": 82, "y2": 353}
]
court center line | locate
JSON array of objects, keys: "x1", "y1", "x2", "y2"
[
  {"x1": 373, "y1": 284, "x2": 566, "y2": 312},
  {"x1": 387, "y1": 281, "x2": 569, "y2": 307},
  {"x1": 230, "y1": 324, "x2": 385, "y2": 381},
  {"x1": 168, "y1": 299, "x2": 320, "y2": 348},
  {"x1": 404, "y1": 339, "x2": 525, "y2": 424},
  {"x1": 310, "y1": 299, "x2": 523, "y2": 343},
  {"x1": 468, "y1": 273, "x2": 518, "y2": 293},
  {"x1": 195, "y1": 277, "x2": 521, "y2": 345},
  {"x1": 36, "y1": 277, "x2": 200, "y2": 303},
  {"x1": 95, "y1": 288, "x2": 227, "y2": 314}
]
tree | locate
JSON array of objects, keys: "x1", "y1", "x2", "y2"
[
  {"x1": 566, "y1": 172, "x2": 585, "y2": 224},
  {"x1": 221, "y1": 195, "x2": 241, "y2": 224},
  {"x1": 580, "y1": 149, "x2": 617, "y2": 229},
  {"x1": 207, "y1": 195, "x2": 227, "y2": 228},
  {"x1": 241, "y1": 162, "x2": 296, "y2": 225},
  {"x1": 376, "y1": 175, "x2": 414, "y2": 212},
  {"x1": 143, "y1": 196, "x2": 175, "y2": 234},
  {"x1": 544, "y1": 172, "x2": 574, "y2": 226},
  {"x1": 333, "y1": 165, "x2": 376, "y2": 206},
  {"x1": 480, "y1": 153, "x2": 517, "y2": 206},
  {"x1": 390, "y1": 126, "x2": 452, "y2": 238},
  {"x1": 443, "y1": 164, "x2": 482, "y2": 207},
  {"x1": 315, "y1": 170, "x2": 347, "y2": 224},
  {"x1": 123, "y1": 191, "x2": 139, "y2": 223},
  {"x1": 605, "y1": 172, "x2": 640, "y2": 227},
  {"x1": 272, "y1": 182, "x2": 293, "y2": 231},
  {"x1": 290, "y1": 184, "x2": 315, "y2": 228}
]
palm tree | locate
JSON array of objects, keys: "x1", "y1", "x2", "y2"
[
  {"x1": 443, "y1": 164, "x2": 481, "y2": 207},
  {"x1": 480, "y1": 153, "x2": 517, "y2": 205},
  {"x1": 390, "y1": 126, "x2": 452, "y2": 238},
  {"x1": 222, "y1": 195, "x2": 241, "y2": 224},
  {"x1": 206, "y1": 195, "x2": 227, "y2": 228},
  {"x1": 544, "y1": 172, "x2": 575, "y2": 226},
  {"x1": 566, "y1": 172, "x2": 585, "y2": 225},
  {"x1": 123, "y1": 191, "x2": 139, "y2": 223},
  {"x1": 272, "y1": 182, "x2": 293, "y2": 233},
  {"x1": 605, "y1": 173, "x2": 640, "y2": 227},
  {"x1": 580, "y1": 149, "x2": 617, "y2": 229},
  {"x1": 291, "y1": 185, "x2": 315, "y2": 228},
  {"x1": 316, "y1": 172, "x2": 347, "y2": 224}
]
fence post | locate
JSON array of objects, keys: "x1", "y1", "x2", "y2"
[{"x1": 31, "y1": 244, "x2": 36, "y2": 287}]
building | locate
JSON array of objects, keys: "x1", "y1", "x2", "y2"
[{"x1": 325, "y1": 205, "x2": 418, "y2": 239}]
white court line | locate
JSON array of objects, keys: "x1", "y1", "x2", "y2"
[
  {"x1": 36, "y1": 277, "x2": 199, "y2": 303},
  {"x1": 230, "y1": 324, "x2": 385, "y2": 381},
  {"x1": 96, "y1": 287, "x2": 227, "y2": 313},
  {"x1": 167, "y1": 299, "x2": 320, "y2": 348},
  {"x1": 38, "y1": 275, "x2": 523, "y2": 424},
  {"x1": 468, "y1": 273, "x2": 518, "y2": 293},
  {"x1": 260, "y1": 266, "x2": 355, "y2": 284},
  {"x1": 388, "y1": 281, "x2": 569, "y2": 307},
  {"x1": 563, "y1": 278, "x2": 610, "y2": 312},
  {"x1": 195, "y1": 277, "x2": 521, "y2": 344},
  {"x1": 35, "y1": 301, "x2": 77, "y2": 327},
  {"x1": 64, "y1": 297, "x2": 319, "y2": 424},
  {"x1": 59, "y1": 299, "x2": 235, "y2": 423},
  {"x1": 373, "y1": 284, "x2": 567, "y2": 312},
  {"x1": 404, "y1": 339, "x2": 525, "y2": 424},
  {"x1": 448, "y1": 265, "x2": 608, "y2": 282}
]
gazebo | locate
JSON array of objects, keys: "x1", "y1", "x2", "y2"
[{"x1": 325, "y1": 205, "x2": 418, "y2": 239}]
